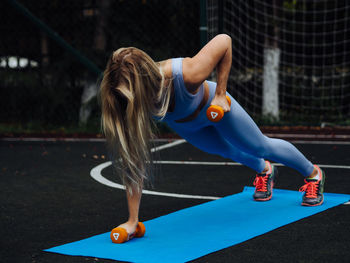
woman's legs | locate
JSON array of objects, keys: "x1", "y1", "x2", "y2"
[
  {"x1": 216, "y1": 95, "x2": 315, "y2": 177},
  {"x1": 173, "y1": 126, "x2": 266, "y2": 173},
  {"x1": 167, "y1": 91, "x2": 322, "y2": 205}
]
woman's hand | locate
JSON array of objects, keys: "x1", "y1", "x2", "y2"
[
  {"x1": 117, "y1": 220, "x2": 138, "y2": 235},
  {"x1": 211, "y1": 94, "x2": 231, "y2": 112}
]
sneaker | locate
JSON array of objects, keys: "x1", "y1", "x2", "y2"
[
  {"x1": 299, "y1": 165, "x2": 326, "y2": 206},
  {"x1": 253, "y1": 161, "x2": 277, "y2": 201}
]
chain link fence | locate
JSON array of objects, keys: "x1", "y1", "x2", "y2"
[
  {"x1": 207, "y1": 0, "x2": 350, "y2": 125},
  {"x1": 0, "y1": 0, "x2": 200, "y2": 133},
  {"x1": 2, "y1": 0, "x2": 349, "y2": 135}
]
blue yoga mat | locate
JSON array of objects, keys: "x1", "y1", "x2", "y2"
[{"x1": 45, "y1": 187, "x2": 349, "y2": 263}]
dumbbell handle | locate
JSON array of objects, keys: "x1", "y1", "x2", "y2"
[{"x1": 206, "y1": 95, "x2": 231, "y2": 122}]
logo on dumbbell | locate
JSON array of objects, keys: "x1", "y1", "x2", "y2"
[
  {"x1": 210, "y1": 112, "x2": 218, "y2": 120},
  {"x1": 206, "y1": 95, "x2": 231, "y2": 122}
]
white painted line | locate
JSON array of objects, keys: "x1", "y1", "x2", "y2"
[
  {"x1": 91, "y1": 139, "x2": 350, "y2": 201},
  {"x1": 0, "y1": 137, "x2": 106, "y2": 142},
  {"x1": 291, "y1": 141, "x2": 350, "y2": 145},
  {"x1": 90, "y1": 139, "x2": 219, "y2": 200},
  {"x1": 91, "y1": 159, "x2": 350, "y2": 201},
  {"x1": 316, "y1": 164, "x2": 350, "y2": 170},
  {"x1": 2, "y1": 136, "x2": 350, "y2": 145},
  {"x1": 90, "y1": 163, "x2": 219, "y2": 200},
  {"x1": 264, "y1": 133, "x2": 350, "y2": 140},
  {"x1": 151, "y1": 139, "x2": 186, "y2": 152},
  {"x1": 153, "y1": 161, "x2": 350, "y2": 170},
  {"x1": 0, "y1": 137, "x2": 183, "y2": 143},
  {"x1": 153, "y1": 160, "x2": 242, "y2": 166}
]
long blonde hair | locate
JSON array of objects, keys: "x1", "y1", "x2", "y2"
[{"x1": 100, "y1": 47, "x2": 172, "y2": 193}]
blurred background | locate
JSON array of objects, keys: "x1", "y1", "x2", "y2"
[{"x1": 1, "y1": 0, "x2": 349, "y2": 137}]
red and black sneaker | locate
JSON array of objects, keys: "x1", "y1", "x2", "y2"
[
  {"x1": 299, "y1": 165, "x2": 326, "y2": 206},
  {"x1": 253, "y1": 161, "x2": 277, "y2": 201}
]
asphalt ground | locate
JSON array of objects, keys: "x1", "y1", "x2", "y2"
[{"x1": 1, "y1": 138, "x2": 350, "y2": 263}]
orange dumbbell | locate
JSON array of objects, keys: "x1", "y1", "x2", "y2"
[
  {"x1": 110, "y1": 222, "x2": 146, "y2": 244},
  {"x1": 206, "y1": 95, "x2": 231, "y2": 122}
]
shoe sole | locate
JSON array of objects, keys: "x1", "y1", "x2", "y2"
[
  {"x1": 301, "y1": 198, "x2": 324, "y2": 206},
  {"x1": 254, "y1": 196, "x2": 272, "y2": 201}
]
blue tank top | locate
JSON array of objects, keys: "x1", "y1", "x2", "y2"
[{"x1": 162, "y1": 58, "x2": 205, "y2": 122}]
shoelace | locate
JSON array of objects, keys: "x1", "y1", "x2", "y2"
[
  {"x1": 253, "y1": 175, "x2": 268, "y2": 192},
  {"x1": 299, "y1": 179, "x2": 319, "y2": 198}
]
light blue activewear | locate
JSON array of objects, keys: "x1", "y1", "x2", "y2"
[{"x1": 161, "y1": 58, "x2": 314, "y2": 176}]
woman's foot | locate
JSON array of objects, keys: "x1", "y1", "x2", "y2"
[{"x1": 253, "y1": 161, "x2": 277, "y2": 201}]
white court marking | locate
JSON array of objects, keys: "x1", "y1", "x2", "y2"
[
  {"x1": 2, "y1": 137, "x2": 350, "y2": 145},
  {"x1": 90, "y1": 139, "x2": 350, "y2": 203},
  {"x1": 90, "y1": 139, "x2": 219, "y2": 200},
  {"x1": 90, "y1": 161, "x2": 219, "y2": 200},
  {"x1": 153, "y1": 161, "x2": 350, "y2": 170}
]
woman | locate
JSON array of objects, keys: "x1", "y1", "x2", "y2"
[{"x1": 100, "y1": 34, "x2": 325, "y2": 236}]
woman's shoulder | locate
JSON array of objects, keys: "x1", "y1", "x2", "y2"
[{"x1": 159, "y1": 59, "x2": 173, "y2": 79}]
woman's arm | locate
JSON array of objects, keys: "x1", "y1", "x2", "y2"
[
  {"x1": 117, "y1": 186, "x2": 142, "y2": 234},
  {"x1": 182, "y1": 34, "x2": 232, "y2": 111}
]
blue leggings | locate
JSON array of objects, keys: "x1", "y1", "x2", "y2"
[{"x1": 166, "y1": 81, "x2": 314, "y2": 176}]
